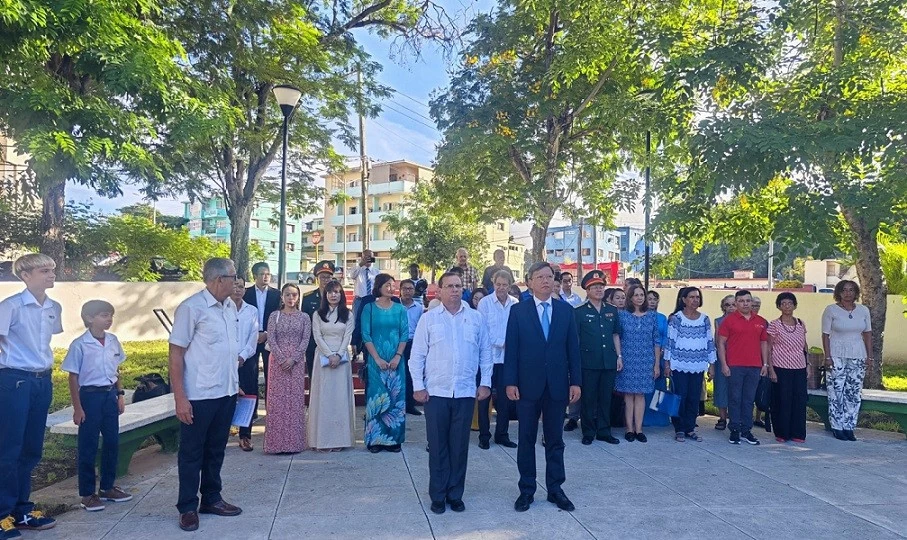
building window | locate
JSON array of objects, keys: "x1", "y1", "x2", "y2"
[
  {"x1": 251, "y1": 218, "x2": 260, "y2": 228},
  {"x1": 286, "y1": 243, "x2": 295, "y2": 252},
  {"x1": 554, "y1": 231, "x2": 564, "y2": 239},
  {"x1": 287, "y1": 224, "x2": 295, "y2": 233},
  {"x1": 582, "y1": 248, "x2": 591, "y2": 256},
  {"x1": 270, "y1": 241, "x2": 277, "y2": 249},
  {"x1": 497, "y1": 222, "x2": 505, "y2": 231},
  {"x1": 597, "y1": 249, "x2": 604, "y2": 257},
  {"x1": 546, "y1": 249, "x2": 555, "y2": 255},
  {"x1": 336, "y1": 205, "x2": 343, "y2": 217},
  {"x1": 349, "y1": 206, "x2": 358, "y2": 215},
  {"x1": 347, "y1": 232, "x2": 360, "y2": 242},
  {"x1": 555, "y1": 249, "x2": 564, "y2": 257},
  {"x1": 335, "y1": 226, "x2": 343, "y2": 240},
  {"x1": 215, "y1": 199, "x2": 225, "y2": 209},
  {"x1": 582, "y1": 228, "x2": 592, "y2": 239}
]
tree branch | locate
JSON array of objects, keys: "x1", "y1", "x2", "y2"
[
  {"x1": 572, "y1": 54, "x2": 620, "y2": 120},
  {"x1": 507, "y1": 144, "x2": 532, "y2": 184},
  {"x1": 323, "y1": 0, "x2": 393, "y2": 40}
]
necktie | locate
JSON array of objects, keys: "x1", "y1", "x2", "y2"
[
  {"x1": 541, "y1": 302, "x2": 550, "y2": 340},
  {"x1": 366, "y1": 274, "x2": 372, "y2": 296}
]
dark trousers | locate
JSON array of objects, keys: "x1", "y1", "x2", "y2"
[
  {"x1": 478, "y1": 363, "x2": 514, "y2": 442},
  {"x1": 177, "y1": 395, "x2": 237, "y2": 513},
  {"x1": 728, "y1": 366, "x2": 761, "y2": 434},
  {"x1": 77, "y1": 388, "x2": 120, "y2": 496},
  {"x1": 670, "y1": 371, "x2": 704, "y2": 435},
  {"x1": 251, "y1": 347, "x2": 271, "y2": 396},
  {"x1": 424, "y1": 396, "x2": 475, "y2": 503},
  {"x1": 580, "y1": 368, "x2": 616, "y2": 438},
  {"x1": 516, "y1": 385, "x2": 567, "y2": 497},
  {"x1": 0, "y1": 369, "x2": 52, "y2": 517},
  {"x1": 404, "y1": 341, "x2": 417, "y2": 411},
  {"x1": 771, "y1": 367, "x2": 808, "y2": 440},
  {"x1": 237, "y1": 358, "x2": 259, "y2": 439}
]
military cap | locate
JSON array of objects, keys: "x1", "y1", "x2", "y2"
[
  {"x1": 581, "y1": 270, "x2": 607, "y2": 290},
  {"x1": 313, "y1": 260, "x2": 336, "y2": 276}
]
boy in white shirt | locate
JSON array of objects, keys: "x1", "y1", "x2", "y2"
[
  {"x1": 62, "y1": 300, "x2": 132, "y2": 512},
  {"x1": 0, "y1": 253, "x2": 63, "y2": 539}
]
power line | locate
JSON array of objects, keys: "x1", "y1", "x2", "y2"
[
  {"x1": 386, "y1": 96, "x2": 435, "y2": 123},
  {"x1": 372, "y1": 120, "x2": 437, "y2": 155},
  {"x1": 391, "y1": 88, "x2": 431, "y2": 109},
  {"x1": 382, "y1": 102, "x2": 439, "y2": 132}
]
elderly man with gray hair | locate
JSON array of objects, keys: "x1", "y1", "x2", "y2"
[{"x1": 169, "y1": 258, "x2": 243, "y2": 531}]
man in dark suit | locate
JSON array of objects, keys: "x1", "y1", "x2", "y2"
[
  {"x1": 243, "y1": 262, "x2": 280, "y2": 400},
  {"x1": 504, "y1": 261, "x2": 582, "y2": 513}
]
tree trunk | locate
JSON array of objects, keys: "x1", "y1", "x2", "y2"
[
  {"x1": 40, "y1": 178, "x2": 66, "y2": 274},
  {"x1": 228, "y1": 201, "x2": 254, "y2": 280},
  {"x1": 529, "y1": 221, "x2": 549, "y2": 263},
  {"x1": 841, "y1": 206, "x2": 886, "y2": 389}
]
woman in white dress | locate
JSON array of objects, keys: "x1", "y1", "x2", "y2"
[{"x1": 308, "y1": 281, "x2": 356, "y2": 451}]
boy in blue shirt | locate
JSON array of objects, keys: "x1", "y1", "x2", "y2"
[
  {"x1": 62, "y1": 300, "x2": 132, "y2": 512},
  {"x1": 0, "y1": 254, "x2": 62, "y2": 539}
]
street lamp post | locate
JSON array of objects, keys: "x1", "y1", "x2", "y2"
[{"x1": 272, "y1": 84, "x2": 302, "y2": 288}]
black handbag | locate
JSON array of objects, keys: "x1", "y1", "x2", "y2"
[
  {"x1": 133, "y1": 373, "x2": 170, "y2": 403},
  {"x1": 755, "y1": 375, "x2": 773, "y2": 412}
]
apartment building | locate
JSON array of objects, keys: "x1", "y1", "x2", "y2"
[{"x1": 184, "y1": 197, "x2": 306, "y2": 280}]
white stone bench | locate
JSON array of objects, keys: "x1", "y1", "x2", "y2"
[
  {"x1": 806, "y1": 388, "x2": 907, "y2": 438},
  {"x1": 49, "y1": 394, "x2": 179, "y2": 476}
]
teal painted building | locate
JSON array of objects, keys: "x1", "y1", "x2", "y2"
[{"x1": 183, "y1": 197, "x2": 305, "y2": 280}]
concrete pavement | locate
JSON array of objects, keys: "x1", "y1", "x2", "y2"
[{"x1": 30, "y1": 410, "x2": 907, "y2": 539}]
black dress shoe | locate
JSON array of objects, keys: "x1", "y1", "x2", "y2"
[
  {"x1": 406, "y1": 407, "x2": 423, "y2": 416},
  {"x1": 447, "y1": 499, "x2": 465, "y2": 512},
  {"x1": 547, "y1": 492, "x2": 575, "y2": 512},
  {"x1": 625, "y1": 432, "x2": 636, "y2": 442},
  {"x1": 514, "y1": 494, "x2": 533, "y2": 512},
  {"x1": 430, "y1": 501, "x2": 445, "y2": 514},
  {"x1": 564, "y1": 418, "x2": 578, "y2": 432},
  {"x1": 636, "y1": 432, "x2": 648, "y2": 443},
  {"x1": 597, "y1": 435, "x2": 620, "y2": 444},
  {"x1": 832, "y1": 429, "x2": 847, "y2": 440},
  {"x1": 386, "y1": 444, "x2": 402, "y2": 453},
  {"x1": 368, "y1": 445, "x2": 383, "y2": 453},
  {"x1": 494, "y1": 437, "x2": 518, "y2": 448},
  {"x1": 844, "y1": 430, "x2": 857, "y2": 441},
  {"x1": 581, "y1": 436, "x2": 593, "y2": 445},
  {"x1": 199, "y1": 500, "x2": 242, "y2": 516},
  {"x1": 179, "y1": 511, "x2": 199, "y2": 531},
  {"x1": 478, "y1": 440, "x2": 490, "y2": 450}
]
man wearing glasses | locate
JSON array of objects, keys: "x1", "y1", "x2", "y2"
[{"x1": 169, "y1": 258, "x2": 244, "y2": 531}]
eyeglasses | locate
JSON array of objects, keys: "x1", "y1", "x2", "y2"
[{"x1": 220, "y1": 274, "x2": 238, "y2": 280}]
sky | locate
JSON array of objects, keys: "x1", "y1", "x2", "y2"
[{"x1": 66, "y1": 0, "x2": 644, "y2": 243}]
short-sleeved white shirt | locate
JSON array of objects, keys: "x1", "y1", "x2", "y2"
[
  {"x1": 169, "y1": 288, "x2": 240, "y2": 400},
  {"x1": 61, "y1": 330, "x2": 126, "y2": 387},
  {"x1": 0, "y1": 289, "x2": 63, "y2": 371}
]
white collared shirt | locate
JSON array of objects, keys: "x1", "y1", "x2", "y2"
[
  {"x1": 533, "y1": 295, "x2": 554, "y2": 325},
  {"x1": 0, "y1": 289, "x2": 63, "y2": 371},
  {"x1": 559, "y1": 290, "x2": 583, "y2": 308},
  {"x1": 254, "y1": 286, "x2": 269, "y2": 328},
  {"x1": 350, "y1": 265, "x2": 380, "y2": 298},
  {"x1": 402, "y1": 300, "x2": 423, "y2": 341},
  {"x1": 169, "y1": 288, "x2": 240, "y2": 400},
  {"x1": 409, "y1": 303, "x2": 493, "y2": 398},
  {"x1": 61, "y1": 331, "x2": 126, "y2": 387},
  {"x1": 477, "y1": 293, "x2": 516, "y2": 364},
  {"x1": 235, "y1": 300, "x2": 260, "y2": 362}
]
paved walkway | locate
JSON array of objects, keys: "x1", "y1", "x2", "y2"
[{"x1": 30, "y1": 410, "x2": 907, "y2": 540}]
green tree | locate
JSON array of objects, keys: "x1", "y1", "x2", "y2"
[
  {"x1": 118, "y1": 203, "x2": 188, "y2": 230},
  {"x1": 880, "y1": 234, "x2": 907, "y2": 296},
  {"x1": 653, "y1": 0, "x2": 907, "y2": 387},
  {"x1": 160, "y1": 0, "x2": 457, "y2": 279},
  {"x1": 0, "y1": 0, "x2": 191, "y2": 269},
  {"x1": 382, "y1": 184, "x2": 487, "y2": 282},
  {"x1": 429, "y1": 0, "x2": 733, "y2": 261}
]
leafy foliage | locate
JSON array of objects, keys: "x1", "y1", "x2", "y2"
[{"x1": 382, "y1": 183, "x2": 487, "y2": 280}]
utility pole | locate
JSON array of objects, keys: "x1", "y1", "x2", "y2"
[
  {"x1": 644, "y1": 130, "x2": 652, "y2": 290},
  {"x1": 767, "y1": 239, "x2": 775, "y2": 291},
  {"x1": 357, "y1": 67, "x2": 370, "y2": 252},
  {"x1": 576, "y1": 218, "x2": 584, "y2": 283}
]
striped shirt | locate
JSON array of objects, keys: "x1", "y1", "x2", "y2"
[
  {"x1": 664, "y1": 311, "x2": 717, "y2": 373},
  {"x1": 767, "y1": 318, "x2": 807, "y2": 369}
]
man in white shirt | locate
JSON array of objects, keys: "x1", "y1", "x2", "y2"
[
  {"x1": 410, "y1": 271, "x2": 492, "y2": 515},
  {"x1": 230, "y1": 277, "x2": 260, "y2": 452},
  {"x1": 476, "y1": 269, "x2": 519, "y2": 449},
  {"x1": 350, "y1": 249, "x2": 380, "y2": 318},
  {"x1": 169, "y1": 258, "x2": 243, "y2": 531},
  {"x1": 400, "y1": 279, "x2": 424, "y2": 416},
  {"x1": 558, "y1": 272, "x2": 583, "y2": 308}
]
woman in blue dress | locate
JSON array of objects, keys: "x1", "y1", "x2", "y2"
[
  {"x1": 360, "y1": 273, "x2": 410, "y2": 453},
  {"x1": 615, "y1": 285, "x2": 661, "y2": 442}
]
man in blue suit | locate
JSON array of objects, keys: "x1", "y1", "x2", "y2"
[{"x1": 504, "y1": 261, "x2": 582, "y2": 512}]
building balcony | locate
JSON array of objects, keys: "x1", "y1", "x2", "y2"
[
  {"x1": 326, "y1": 239, "x2": 396, "y2": 253},
  {"x1": 328, "y1": 180, "x2": 413, "y2": 199},
  {"x1": 327, "y1": 210, "x2": 393, "y2": 227}
]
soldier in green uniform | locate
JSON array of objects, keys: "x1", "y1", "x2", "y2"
[
  {"x1": 302, "y1": 260, "x2": 335, "y2": 375},
  {"x1": 574, "y1": 270, "x2": 623, "y2": 445}
]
